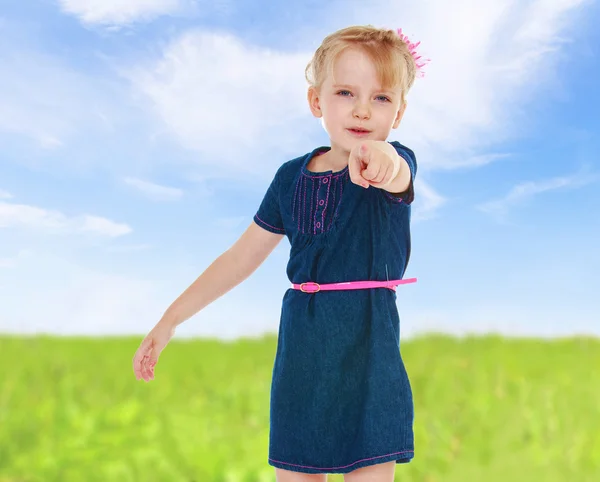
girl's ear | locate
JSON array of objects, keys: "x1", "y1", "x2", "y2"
[
  {"x1": 307, "y1": 86, "x2": 323, "y2": 118},
  {"x1": 392, "y1": 101, "x2": 407, "y2": 129}
]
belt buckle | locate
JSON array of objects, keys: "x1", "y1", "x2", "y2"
[{"x1": 300, "y1": 282, "x2": 321, "y2": 293}]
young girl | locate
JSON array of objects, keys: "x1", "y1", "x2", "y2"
[{"x1": 133, "y1": 25, "x2": 427, "y2": 482}]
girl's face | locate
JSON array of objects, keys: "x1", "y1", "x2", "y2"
[{"x1": 308, "y1": 47, "x2": 406, "y2": 155}]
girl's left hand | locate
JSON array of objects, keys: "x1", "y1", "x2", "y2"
[{"x1": 348, "y1": 142, "x2": 400, "y2": 189}]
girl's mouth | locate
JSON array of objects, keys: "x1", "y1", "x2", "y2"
[{"x1": 347, "y1": 128, "x2": 372, "y2": 136}]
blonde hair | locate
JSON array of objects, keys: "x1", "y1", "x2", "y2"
[{"x1": 305, "y1": 25, "x2": 417, "y2": 103}]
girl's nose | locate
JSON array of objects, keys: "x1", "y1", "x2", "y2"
[{"x1": 353, "y1": 103, "x2": 371, "y2": 120}]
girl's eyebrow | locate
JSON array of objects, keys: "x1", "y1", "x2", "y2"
[{"x1": 332, "y1": 84, "x2": 395, "y2": 95}]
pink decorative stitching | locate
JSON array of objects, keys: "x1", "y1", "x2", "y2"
[
  {"x1": 297, "y1": 177, "x2": 303, "y2": 231},
  {"x1": 303, "y1": 170, "x2": 348, "y2": 179},
  {"x1": 255, "y1": 215, "x2": 285, "y2": 232},
  {"x1": 327, "y1": 176, "x2": 338, "y2": 231},
  {"x1": 269, "y1": 450, "x2": 413, "y2": 471},
  {"x1": 292, "y1": 175, "x2": 301, "y2": 226},
  {"x1": 294, "y1": 163, "x2": 350, "y2": 235},
  {"x1": 384, "y1": 191, "x2": 405, "y2": 203},
  {"x1": 310, "y1": 178, "x2": 315, "y2": 234},
  {"x1": 302, "y1": 176, "x2": 307, "y2": 234}
]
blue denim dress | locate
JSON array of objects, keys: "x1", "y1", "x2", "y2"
[{"x1": 253, "y1": 141, "x2": 417, "y2": 475}]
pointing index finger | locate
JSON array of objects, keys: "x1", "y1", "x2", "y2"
[
  {"x1": 348, "y1": 144, "x2": 369, "y2": 188},
  {"x1": 362, "y1": 157, "x2": 379, "y2": 181}
]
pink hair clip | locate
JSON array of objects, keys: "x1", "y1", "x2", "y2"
[{"x1": 397, "y1": 28, "x2": 430, "y2": 78}]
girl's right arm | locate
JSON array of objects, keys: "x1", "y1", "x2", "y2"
[{"x1": 133, "y1": 222, "x2": 283, "y2": 381}]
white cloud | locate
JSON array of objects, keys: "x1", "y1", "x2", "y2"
[
  {"x1": 0, "y1": 201, "x2": 132, "y2": 237},
  {"x1": 122, "y1": 30, "x2": 314, "y2": 176},
  {"x1": 413, "y1": 179, "x2": 447, "y2": 222},
  {"x1": 124, "y1": 177, "x2": 184, "y2": 201},
  {"x1": 57, "y1": 0, "x2": 184, "y2": 26},
  {"x1": 477, "y1": 169, "x2": 598, "y2": 219},
  {"x1": 0, "y1": 189, "x2": 12, "y2": 200},
  {"x1": 0, "y1": 43, "x2": 125, "y2": 153},
  {"x1": 0, "y1": 20, "x2": 148, "y2": 168},
  {"x1": 105, "y1": 243, "x2": 153, "y2": 253},
  {"x1": 0, "y1": 249, "x2": 32, "y2": 269},
  {"x1": 0, "y1": 259, "x2": 15, "y2": 269},
  {"x1": 433, "y1": 153, "x2": 512, "y2": 171},
  {"x1": 80, "y1": 215, "x2": 133, "y2": 237}
]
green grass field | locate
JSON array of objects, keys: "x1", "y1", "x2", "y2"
[{"x1": 1, "y1": 334, "x2": 598, "y2": 482}]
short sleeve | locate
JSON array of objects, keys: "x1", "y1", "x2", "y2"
[
  {"x1": 253, "y1": 166, "x2": 286, "y2": 235},
  {"x1": 383, "y1": 141, "x2": 417, "y2": 205}
]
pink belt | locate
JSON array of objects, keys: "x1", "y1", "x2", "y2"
[{"x1": 291, "y1": 278, "x2": 417, "y2": 293}]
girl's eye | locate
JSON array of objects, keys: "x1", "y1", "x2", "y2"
[{"x1": 336, "y1": 91, "x2": 390, "y2": 102}]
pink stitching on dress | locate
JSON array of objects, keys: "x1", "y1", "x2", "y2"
[
  {"x1": 327, "y1": 176, "x2": 338, "y2": 231},
  {"x1": 295, "y1": 163, "x2": 349, "y2": 235},
  {"x1": 310, "y1": 178, "x2": 315, "y2": 234},
  {"x1": 302, "y1": 169, "x2": 349, "y2": 179},
  {"x1": 297, "y1": 177, "x2": 304, "y2": 232},
  {"x1": 292, "y1": 175, "x2": 301, "y2": 226},
  {"x1": 255, "y1": 215, "x2": 285, "y2": 232},
  {"x1": 384, "y1": 191, "x2": 405, "y2": 203},
  {"x1": 302, "y1": 176, "x2": 307, "y2": 234},
  {"x1": 269, "y1": 450, "x2": 413, "y2": 471}
]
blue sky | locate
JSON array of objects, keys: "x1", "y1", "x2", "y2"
[{"x1": 1, "y1": 0, "x2": 598, "y2": 339}]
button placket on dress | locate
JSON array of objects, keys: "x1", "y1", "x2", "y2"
[{"x1": 313, "y1": 175, "x2": 331, "y2": 233}]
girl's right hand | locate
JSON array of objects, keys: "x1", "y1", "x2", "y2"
[{"x1": 132, "y1": 321, "x2": 176, "y2": 382}]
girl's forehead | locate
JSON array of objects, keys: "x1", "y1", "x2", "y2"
[
  {"x1": 319, "y1": 46, "x2": 403, "y2": 93},
  {"x1": 335, "y1": 48, "x2": 374, "y2": 68},
  {"x1": 330, "y1": 51, "x2": 378, "y2": 81}
]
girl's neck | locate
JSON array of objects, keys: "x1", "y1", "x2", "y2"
[{"x1": 309, "y1": 145, "x2": 349, "y2": 173}]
